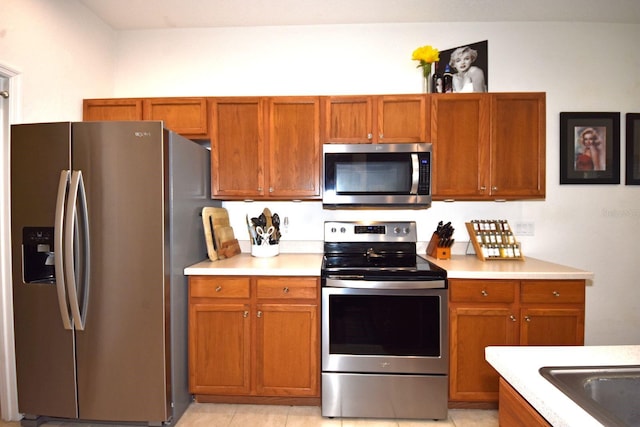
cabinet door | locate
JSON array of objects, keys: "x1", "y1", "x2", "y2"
[
  {"x1": 431, "y1": 94, "x2": 490, "y2": 199},
  {"x1": 143, "y1": 97, "x2": 208, "y2": 138},
  {"x1": 266, "y1": 97, "x2": 321, "y2": 198},
  {"x1": 323, "y1": 96, "x2": 373, "y2": 143},
  {"x1": 449, "y1": 305, "x2": 517, "y2": 401},
  {"x1": 490, "y1": 93, "x2": 545, "y2": 199},
  {"x1": 210, "y1": 98, "x2": 265, "y2": 198},
  {"x1": 255, "y1": 303, "x2": 319, "y2": 396},
  {"x1": 83, "y1": 99, "x2": 142, "y2": 121},
  {"x1": 520, "y1": 307, "x2": 585, "y2": 346},
  {"x1": 189, "y1": 303, "x2": 251, "y2": 395},
  {"x1": 377, "y1": 95, "x2": 428, "y2": 143}
]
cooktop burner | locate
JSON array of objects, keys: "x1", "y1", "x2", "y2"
[{"x1": 321, "y1": 221, "x2": 447, "y2": 280}]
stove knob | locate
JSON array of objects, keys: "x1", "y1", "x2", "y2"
[
  {"x1": 340, "y1": 227, "x2": 346, "y2": 233},
  {"x1": 393, "y1": 227, "x2": 401, "y2": 234},
  {"x1": 330, "y1": 227, "x2": 337, "y2": 233},
  {"x1": 404, "y1": 227, "x2": 410, "y2": 234}
]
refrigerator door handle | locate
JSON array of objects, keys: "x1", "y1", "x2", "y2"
[
  {"x1": 54, "y1": 170, "x2": 73, "y2": 330},
  {"x1": 65, "y1": 170, "x2": 91, "y2": 331}
]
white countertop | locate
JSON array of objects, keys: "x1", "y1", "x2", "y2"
[
  {"x1": 485, "y1": 345, "x2": 640, "y2": 427},
  {"x1": 184, "y1": 253, "x2": 323, "y2": 276},
  {"x1": 427, "y1": 255, "x2": 594, "y2": 280},
  {"x1": 185, "y1": 252, "x2": 593, "y2": 280}
]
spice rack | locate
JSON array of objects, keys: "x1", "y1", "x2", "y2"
[{"x1": 465, "y1": 220, "x2": 524, "y2": 261}]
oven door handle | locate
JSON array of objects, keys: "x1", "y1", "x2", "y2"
[{"x1": 325, "y1": 277, "x2": 446, "y2": 289}]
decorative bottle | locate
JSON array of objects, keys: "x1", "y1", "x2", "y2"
[
  {"x1": 443, "y1": 64, "x2": 453, "y2": 93},
  {"x1": 431, "y1": 62, "x2": 443, "y2": 93}
]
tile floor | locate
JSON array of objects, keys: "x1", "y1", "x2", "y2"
[{"x1": 0, "y1": 404, "x2": 498, "y2": 427}]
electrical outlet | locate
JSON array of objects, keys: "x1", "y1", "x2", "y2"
[{"x1": 513, "y1": 222, "x2": 535, "y2": 236}]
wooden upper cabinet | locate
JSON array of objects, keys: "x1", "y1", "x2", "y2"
[
  {"x1": 431, "y1": 92, "x2": 545, "y2": 201},
  {"x1": 210, "y1": 97, "x2": 321, "y2": 200},
  {"x1": 490, "y1": 93, "x2": 546, "y2": 199},
  {"x1": 83, "y1": 97, "x2": 208, "y2": 139},
  {"x1": 377, "y1": 95, "x2": 429, "y2": 143},
  {"x1": 210, "y1": 97, "x2": 264, "y2": 198},
  {"x1": 323, "y1": 94, "x2": 428, "y2": 143},
  {"x1": 266, "y1": 97, "x2": 321, "y2": 198},
  {"x1": 142, "y1": 97, "x2": 208, "y2": 138},
  {"x1": 431, "y1": 94, "x2": 490, "y2": 199},
  {"x1": 83, "y1": 98, "x2": 142, "y2": 121},
  {"x1": 323, "y1": 96, "x2": 373, "y2": 143}
]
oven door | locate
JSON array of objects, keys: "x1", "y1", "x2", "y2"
[{"x1": 321, "y1": 282, "x2": 448, "y2": 375}]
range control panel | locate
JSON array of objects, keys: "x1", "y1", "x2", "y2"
[{"x1": 324, "y1": 221, "x2": 416, "y2": 243}]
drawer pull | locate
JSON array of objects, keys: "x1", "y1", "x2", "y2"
[
  {"x1": 243, "y1": 311, "x2": 249, "y2": 318},
  {"x1": 509, "y1": 315, "x2": 516, "y2": 322},
  {"x1": 525, "y1": 316, "x2": 531, "y2": 322},
  {"x1": 257, "y1": 311, "x2": 263, "y2": 318},
  {"x1": 552, "y1": 291, "x2": 560, "y2": 297},
  {"x1": 481, "y1": 290, "x2": 488, "y2": 297},
  {"x1": 283, "y1": 287, "x2": 289, "y2": 294},
  {"x1": 215, "y1": 286, "x2": 222, "y2": 292}
]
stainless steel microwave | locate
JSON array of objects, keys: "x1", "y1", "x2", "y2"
[{"x1": 322, "y1": 143, "x2": 432, "y2": 209}]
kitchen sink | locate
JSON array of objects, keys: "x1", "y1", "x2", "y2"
[{"x1": 539, "y1": 365, "x2": 640, "y2": 427}]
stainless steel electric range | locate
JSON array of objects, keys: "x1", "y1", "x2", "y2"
[{"x1": 321, "y1": 221, "x2": 449, "y2": 420}]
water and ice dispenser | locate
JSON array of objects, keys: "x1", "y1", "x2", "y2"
[{"x1": 23, "y1": 227, "x2": 56, "y2": 284}]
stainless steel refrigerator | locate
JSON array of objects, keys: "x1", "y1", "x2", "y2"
[{"x1": 10, "y1": 121, "x2": 215, "y2": 426}]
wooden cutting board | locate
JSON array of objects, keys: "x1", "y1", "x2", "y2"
[{"x1": 201, "y1": 207, "x2": 240, "y2": 260}]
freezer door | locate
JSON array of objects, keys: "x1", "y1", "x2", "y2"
[
  {"x1": 71, "y1": 122, "x2": 170, "y2": 423},
  {"x1": 10, "y1": 123, "x2": 78, "y2": 418}
]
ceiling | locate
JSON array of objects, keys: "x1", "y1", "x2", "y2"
[{"x1": 78, "y1": 0, "x2": 640, "y2": 30}]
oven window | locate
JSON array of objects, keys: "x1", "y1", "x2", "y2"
[
  {"x1": 328, "y1": 294, "x2": 441, "y2": 357},
  {"x1": 333, "y1": 154, "x2": 412, "y2": 194}
]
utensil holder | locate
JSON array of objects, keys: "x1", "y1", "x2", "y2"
[{"x1": 251, "y1": 244, "x2": 279, "y2": 258}]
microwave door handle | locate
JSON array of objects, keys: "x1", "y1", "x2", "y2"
[
  {"x1": 54, "y1": 171, "x2": 73, "y2": 330},
  {"x1": 410, "y1": 153, "x2": 419, "y2": 194}
]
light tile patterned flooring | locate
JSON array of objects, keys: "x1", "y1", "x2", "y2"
[{"x1": 0, "y1": 403, "x2": 498, "y2": 427}]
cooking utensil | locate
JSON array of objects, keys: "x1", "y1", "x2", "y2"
[{"x1": 256, "y1": 226, "x2": 275, "y2": 246}]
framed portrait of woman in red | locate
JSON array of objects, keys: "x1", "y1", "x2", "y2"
[{"x1": 560, "y1": 112, "x2": 620, "y2": 184}]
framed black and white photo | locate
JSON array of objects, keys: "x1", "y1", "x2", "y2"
[
  {"x1": 439, "y1": 40, "x2": 488, "y2": 93},
  {"x1": 560, "y1": 112, "x2": 620, "y2": 184},
  {"x1": 626, "y1": 113, "x2": 640, "y2": 185}
]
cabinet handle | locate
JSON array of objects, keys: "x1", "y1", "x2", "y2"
[
  {"x1": 269, "y1": 187, "x2": 274, "y2": 193},
  {"x1": 509, "y1": 315, "x2": 517, "y2": 322},
  {"x1": 552, "y1": 291, "x2": 560, "y2": 297},
  {"x1": 367, "y1": 133, "x2": 373, "y2": 140},
  {"x1": 492, "y1": 186, "x2": 498, "y2": 191},
  {"x1": 283, "y1": 287, "x2": 289, "y2": 294},
  {"x1": 257, "y1": 187, "x2": 263, "y2": 192},
  {"x1": 525, "y1": 316, "x2": 531, "y2": 322},
  {"x1": 480, "y1": 186, "x2": 487, "y2": 192},
  {"x1": 481, "y1": 290, "x2": 488, "y2": 297},
  {"x1": 379, "y1": 133, "x2": 384, "y2": 139},
  {"x1": 215, "y1": 286, "x2": 222, "y2": 292},
  {"x1": 243, "y1": 311, "x2": 249, "y2": 318},
  {"x1": 257, "y1": 311, "x2": 263, "y2": 318}
]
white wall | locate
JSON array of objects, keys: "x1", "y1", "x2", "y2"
[
  {"x1": 110, "y1": 22, "x2": 640, "y2": 346},
  {"x1": 0, "y1": 0, "x2": 116, "y2": 122}
]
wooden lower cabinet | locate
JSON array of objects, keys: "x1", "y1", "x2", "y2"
[
  {"x1": 499, "y1": 378, "x2": 551, "y2": 427},
  {"x1": 188, "y1": 275, "x2": 320, "y2": 404},
  {"x1": 449, "y1": 279, "x2": 585, "y2": 404}
]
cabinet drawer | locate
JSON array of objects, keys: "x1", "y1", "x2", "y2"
[
  {"x1": 520, "y1": 280, "x2": 585, "y2": 304},
  {"x1": 189, "y1": 276, "x2": 251, "y2": 298},
  {"x1": 256, "y1": 277, "x2": 318, "y2": 300},
  {"x1": 450, "y1": 279, "x2": 517, "y2": 303}
]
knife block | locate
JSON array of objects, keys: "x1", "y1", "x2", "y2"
[{"x1": 426, "y1": 233, "x2": 451, "y2": 260}]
